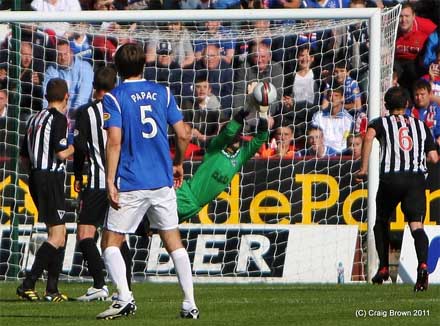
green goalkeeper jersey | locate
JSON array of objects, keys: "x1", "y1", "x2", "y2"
[{"x1": 177, "y1": 119, "x2": 268, "y2": 221}]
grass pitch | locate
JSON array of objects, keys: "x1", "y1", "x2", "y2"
[{"x1": 0, "y1": 282, "x2": 439, "y2": 326}]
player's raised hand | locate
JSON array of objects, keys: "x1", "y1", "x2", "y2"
[
  {"x1": 173, "y1": 164, "x2": 184, "y2": 189},
  {"x1": 107, "y1": 183, "x2": 120, "y2": 210}
]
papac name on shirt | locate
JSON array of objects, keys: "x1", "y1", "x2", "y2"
[{"x1": 131, "y1": 92, "x2": 157, "y2": 102}]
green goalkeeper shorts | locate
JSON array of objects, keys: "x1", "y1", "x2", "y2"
[{"x1": 176, "y1": 181, "x2": 202, "y2": 223}]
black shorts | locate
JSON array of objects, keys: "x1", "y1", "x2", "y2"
[
  {"x1": 77, "y1": 188, "x2": 108, "y2": 227},
  {"x1": 29, "y1": 170, "x2": 66, "y2": 226},
  {"x1": 376, "y1": 173, "x2": 427, "y2": 223}
]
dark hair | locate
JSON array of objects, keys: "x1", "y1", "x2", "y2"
[
  {"x1": 297, "y1": 44, "x2": 311, "y2": 57},
  {"x1": 194, "y1": 72, "x2": 209, "y2": 84},
  {"x1": 413, "y1": 79, "x2": 432, "y2": 94},
  {"x1": 384, "y1": 86, "x2": 409, "y2": 111},
  {"x1": 307, "y1": 125, "x2": 324, "y2": 135},
  {"x1": 46, "y1": 78, "x2": 68, "y2": 102},
  {"x1": 401, "y1": 2, "x2": 415, "y2": 13},
  {"x1": 334, "y1": 60, "x2": 349, "y2": 70},
  {"x1": 56, "y1": 38, "x2": 70, "y2": 47},
  {"x1": 329, "y1": 85, "x2": 344, "y2": 96},
  {"x1": 93, "y1": 66, "x2": 117, "y2": 92},
  {"x1": 114, "y1": 43, "x2": 146, "y2": 80}
]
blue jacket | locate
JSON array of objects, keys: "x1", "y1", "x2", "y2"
[
  {"x1": 43, "y1": 57, "x2": 94, "y2": 112},
  {"x1": 422, "y1": 31, "x2": 439, "y2": 69}
]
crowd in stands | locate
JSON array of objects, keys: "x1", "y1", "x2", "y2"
[{"x1": 0, "y1": 0, "x2": 439, "y2": 161}]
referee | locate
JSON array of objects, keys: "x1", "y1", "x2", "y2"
[
  {"x1": 17, "y1": 78, "x2": 74, "y2": 301},
  {"x1": 356, "y1": 86, "x2": 439, "y2": 292}
]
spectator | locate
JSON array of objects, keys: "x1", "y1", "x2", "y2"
[
  {"x1": 0, "y1": 65, "x2": 6, "y2": 89},
  {"x1": 395, "y1": 2, "x2": 437, "y2": 90},
  {"x1": 343, "y1": 0, "x2": 370, "y2": 93},
  {"x1": 144, "y1": 40, "x2": 182, "y2": 103},
  {"x1": 234, "y1": 41, "x2": 283, "y2": 116},
  {"x1": 181, "y1": 75, "x2": 228, "y2": 149},
  {"x1": 188, "y1": 44, "x2": 234, "y2": 112},
  {"x1": 422, "y1": 27, "x2": 439, "y2": 70},
  {"x1": 0, "y1": 88, "x2": 6, "y2": 119},
  {"x1": 342, "y1": 133, "x2": 363, "y2": 160},
  {"x1": 180, "y1": 0, "x2": 212, "y2": 9},
  {"x1": 283, "y1": 45, "x2": 319, "y2": 110},
  {"x1": 296, "y1": 126, "x2": 338, "y2": 158},
  {"x1": 301, "y1": 0, "x2": 350, "y2": 8},
  {"x1": 146, "y1": 22, "x2": 195, "y2": 68},
  {"x1": 194, "y1": 21, "x2": 236, "y2": 65},
  {"x1": 69, "y1": 23, "x2": 93, "y2": 63},
  {"x1": 235, "y1": 20, "x2": 268, "y2": 63},
  {"x1": 311, "y1": 86, "x2": 354, "y2": 152},
  {"x1": 43, "y1": 39, "x2": 94, "y2": 123},
  {"x1": 20, "y1": 24, "x2": 55, "y2": 63},
  {"x1": 406, "y1": 79, "x2": 440, "y2": 146},
  {"x1": 259, "y1": 124, "x2": 295, "y2": 159},
  {"x1": 329, "y1": 60, "x2": 362, "y2": 112},
  {"x1": 280, "y1": 45, "x2": 325, "y2": 137},
  {"x1": 263, "y1": 0, "x2": 301, "y2": 8},
  {"x1": 30, "y1": 0, "x2": 82, "y2": 37},
  {"x1": 421, "y1": 47, "x2": 440, "y2": 104},
  {"x1": 20, "y1": 42, "x2": 44, "y2": 112},
  {"x1": 213, "y1": 0, "x2": 241, "y2": 9}
]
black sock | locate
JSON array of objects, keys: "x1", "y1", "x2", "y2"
[
  {"x1": 23, "y1": 242, "x2": 57, "y2": 289},
  {"x1": 46, "y1": 247, "x2": 65, "y2": 294},
  {"x1": 411, "y1": 228, "x2": 429, "y2": 267},
  {"x1": 120, "y1": 241, "x2": 132, "y2": 291},
  {"x1": 373, "y1": 220, "x2": 390, "y2": 269},
  {"x1": 79, "y1": 238, "x2": 106, "y2": 289}
]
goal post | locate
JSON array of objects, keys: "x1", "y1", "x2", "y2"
[{"x1": 0, "y1": 7, "x2": 402, "y2": 283}]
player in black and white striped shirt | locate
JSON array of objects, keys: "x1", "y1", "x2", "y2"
[
  {"x1": 73, "y1": 66, "x2": 132, "y2": 301},
  {"x1": 18, "y1": 78, "x2": 75, "y2": 302},
  {"x1": 356, "y1": 86, "x2": 439, "y2": 292}
]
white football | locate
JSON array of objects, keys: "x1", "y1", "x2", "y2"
[{"x1": 252, "y1": 81, "x2": 277, "y2": 106}]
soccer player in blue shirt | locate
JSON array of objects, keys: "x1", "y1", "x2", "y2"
[{"x1": 96, "y1": 43, "x2": 198, "y2": 320}]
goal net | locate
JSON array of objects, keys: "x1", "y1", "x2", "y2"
[{"x1": 0, "y1": 7, "x2": 402, "y2": 283}]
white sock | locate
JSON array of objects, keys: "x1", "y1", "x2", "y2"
[
  {"x1": 103, "y1": 246, "x2": 131, "y2": 302},
  {"x1": 170, "y1": 247, "x2": 196, "y2": 310}
]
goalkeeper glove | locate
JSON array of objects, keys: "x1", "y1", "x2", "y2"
[
  {"x1": 258, "y1": 105, "x2": 269, "y2": 119},
  {"x1": 233, "y1": 109, "x2": 250, "y2": 124}
]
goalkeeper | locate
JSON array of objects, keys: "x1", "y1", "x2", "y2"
[
  {"x1": 137, "y1": 101, "x2": 269, "y2": 234},
  {"x1": 177, "y1": 105, "x2": 269, "y2": 222}
]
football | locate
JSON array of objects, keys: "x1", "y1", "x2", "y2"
[{"x1": 252, "y1": 81, "x2": 277, "y2": 106}]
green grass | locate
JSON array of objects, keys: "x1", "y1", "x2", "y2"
[{"x1": 0, "y1": 282, "x2": 439, "y2": 326}]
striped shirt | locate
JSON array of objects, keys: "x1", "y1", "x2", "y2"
[
  {"x1": 73, "y1": 100, "x2": 106, "y2": 190},
  {"x1": 369, "y1": 114, "x2": 437, "y2": 175},
  {"x1": 20, "y1": 108, "x2": 69, "y2": 171}
]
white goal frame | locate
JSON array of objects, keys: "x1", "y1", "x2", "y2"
[{"x1": 0, "y1": 8, "x2": 388, "y2": 282}]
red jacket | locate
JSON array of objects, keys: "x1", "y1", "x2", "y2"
[{"x1": 395, "y1": 16, "x2": 437, "y2": 61}]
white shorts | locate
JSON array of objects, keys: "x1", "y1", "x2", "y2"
[{"x1": 105, "y1": 186, "x2": 178, "y2": 233}]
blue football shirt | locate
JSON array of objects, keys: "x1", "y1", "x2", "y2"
[{"x1": 103, "y1": 79, "x2": 182, "y2": 191}]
